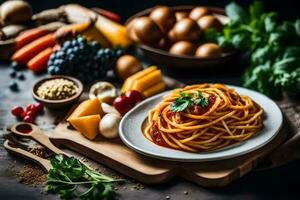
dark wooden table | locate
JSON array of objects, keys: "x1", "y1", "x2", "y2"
[{"x1": 1, "y1": 60, "x2": 300, "y2": 200}]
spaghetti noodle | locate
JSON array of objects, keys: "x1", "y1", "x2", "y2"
[{"x1": 144, "y1": 84, "x2": 264, "y2": 152}]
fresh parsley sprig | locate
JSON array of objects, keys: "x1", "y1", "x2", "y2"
[
  {"x1": 47, "y1": 154, "x2": 123, "y2": 200},
  {"x1": 170, "y1": 91, "x2": 209, "y2": 112}
]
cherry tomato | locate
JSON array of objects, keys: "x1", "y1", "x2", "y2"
[
  {"x1": 125, "y1": 90, "x2": 143, "y2": 105},
  {"x1": 113, "y1": 95, "x2": 134, "y2": 115},
  {"x1": 23, "y1": 115, "x2": 34, "y2": 123},
  {"x1": 26, "y1": 104, "x2": 36, "y2": 113},
  {"x1": 11, "y1": 106, "x2": 24, "y2": 117},
  {"x1": 25, "y1": 111, "x2": 36, "y2": 118},
  {"x1": 34, "y1": 103, "x2": 44, "y2": 113}
]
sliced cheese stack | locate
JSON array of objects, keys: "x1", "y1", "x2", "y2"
[
  {"x1": 121, "y1": 66, "x2": 166, "y2": 97},
  {"x1": 67, "y1": 98, "x2": 103, "y2": 140}
]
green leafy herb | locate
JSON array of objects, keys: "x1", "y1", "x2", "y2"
[
  {"x1": 194, "y1": 91, "x2": 209, "y2": 108},
  {"x1": 205, "y1": 1, "x2": 300, "y2": 98},
  {"x1": 47, "y1": 154, "x2": 122, "y2": 200},
  {"x1": 170, "y1": 91, "x2": 208, "y2": 112}
]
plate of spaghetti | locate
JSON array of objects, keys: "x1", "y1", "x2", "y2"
[{"x1": 119, "y1": 84, "x2": 283, "y2": 162}]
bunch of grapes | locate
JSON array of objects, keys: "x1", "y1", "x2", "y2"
[{"x1": 47, "y1": 36, "x2": 123, "y2": 84}]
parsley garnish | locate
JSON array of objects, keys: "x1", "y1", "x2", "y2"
[
  {"x1": 47, "y1": 154, "x2": 122, "y2": 200},
  {"x1": 170, "y1": 90, "x2": 209, "y2": 112}
]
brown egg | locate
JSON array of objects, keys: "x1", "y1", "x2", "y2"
[
  {"x1": 195, "y1": 43, "x2": 222, "y2": 58},
  {"x1": 197, "y1": 15, "x2": 223, "y2": 31},
  {"x1": 149, "y1": 6, "x2": 176, "y2": 33},
  {"x1": 189, "y1": 7, "x2": 210, "y2": 21},
  {"x1": 126, "y1": 18, "x2": 139, "y2": 42},
  {"x1": 169, "y1": 41, "x2": 196, "y2": 56},
  {"x1": 115, "y1": 55, "x2": 143, "y2": 80},
  {"x1": 132, "y1": 17, "x2": 163, "y2": 45},
  {"x1": 175, "y1": 11, "x2": 189, "y2": 21},
  {"x1": 167, "y1": 29, "x2": 176, "y2": 41},
  {"x1": 171, "y1": 18, "x2": 202, "y2": 42},
  {"x1": 157, "y1": 38, "x2": 172, "y2": 50}
]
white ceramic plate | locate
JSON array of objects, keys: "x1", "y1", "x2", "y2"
[{"x1": 119, "y1": 85, "x2": 283, "y2": 162}]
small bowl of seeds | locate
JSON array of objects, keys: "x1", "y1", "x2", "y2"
[{"x1": 32, "y1": 76, "x2": 83, "y2": 109}]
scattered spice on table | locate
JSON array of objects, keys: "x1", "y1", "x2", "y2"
[
  {"x1": 17, "y1": 164, "x2": 47, "y2": 187},
  {"x1": 37, "y1": 78, "x2": 78, "y2": 100}
]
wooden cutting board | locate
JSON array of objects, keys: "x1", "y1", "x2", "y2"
[
  {"x1": 51, "y1": 77, "x2": 287, "y2": 187},
  {"x1": 51, "y1": 112, "x2": 287, "y2": 188}
]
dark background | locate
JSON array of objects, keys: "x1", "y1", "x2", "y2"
[{"x1": 25, "y1": 0, "x2": 299, "y2": 22}]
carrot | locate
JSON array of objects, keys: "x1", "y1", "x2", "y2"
[
  {"x1": 12, "y1": 34, "x2": 56, "y2": 65},
  {"x1": 27, "y1": 47, "x2": 53, "y2": 73},
  {"x1": 16, "y1": 28, "x2": 49, "y2": 50}
]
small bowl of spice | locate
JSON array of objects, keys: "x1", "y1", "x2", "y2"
[{"x1": 32, "y1": 76, "x2": 83, "y2": 109}]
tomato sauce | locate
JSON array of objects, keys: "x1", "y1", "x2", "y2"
[
  {"x1": 149, "y1": 123, "x2": 169, "y2": 147},
  {"x1": 189, "y1": 95, "x2": 216, "y2": 115}
]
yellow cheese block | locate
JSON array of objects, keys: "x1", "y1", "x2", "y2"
[
  {"x1": 131, "y1": 70, "x2": 162, "y2": 92},
  {"x1": 67, "y1": 98, "x2": 104, "y2": 121},
  {"x1": 68, "y1": 115, "x2": 101, "y2": 140},
  {"x1": 121, "y1": 66, "x2": 157, "y2": 92},
  {"x1": 143, "y1": 81, "x2": 166, "y2": 98}
]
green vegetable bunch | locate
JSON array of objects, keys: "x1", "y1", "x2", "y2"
[
  {"x1": 47, "y1": 155, "x2": 122, "y2": 200},
  {"x1": 206, "y1": 1, "x2": 300, "y2": 98},
  {"x1": 170, "y1": 91, "x2": 208, "y2": 112}
]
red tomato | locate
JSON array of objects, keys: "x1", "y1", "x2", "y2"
[
  {"x1": 26, "y1": 104, "x2": 36, "y2": 112},
  {"x1": 34, "y1": 103, "x2": 44, "y2": 113},
  {"x1": 23, "y1": 115, "x2": 35, "y2": 123},
  {"x1": 125, "y1": 90, "x2": 143, "y2": 105},
  {"x1": 25, "y1": 111, "x2": 36, "y2": 118},
  {"x1": 113, "y1": 95, "x2": 134, "y2": 115}
]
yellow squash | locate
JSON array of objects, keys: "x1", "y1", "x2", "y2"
[
  {"x1": 95, "y1": 14, "x2": 132, "y2": 48},
  {"x1": 80, "y1": 25, "x2": 110, "y2": 48}
]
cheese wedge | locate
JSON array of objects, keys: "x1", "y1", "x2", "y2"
[
  {"x1": 121, "y1": 66, "x2": 157, "y2": 92},
  {"x1": 68, "y1": 115, "x2": 101, "y2": 140},
  {"x1": 67, "y1": 98, "x2": 104, "y2": 121},
  {"x1": 131, "y1": 70, "x2": 162, "y2": 92},
  {"x1": 143, "y1": 81, "x2": 166, "y2": 98}
]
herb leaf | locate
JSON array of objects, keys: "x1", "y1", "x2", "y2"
[
  {"x1": 225, "y1": 2, "x2": 248, "y2": 23},
  {"x1": 170, "y1": 91, "x2": 209, "y2": 112},
  {"x1": 193, "y1": 91, "x2": 209, "y2": 108},
  {"x1": 47, "y1": 155, "x2": 122, "y2": 200},
  {"x1": 205, "y1": 1, "x2": 300, "y2": 98}
]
